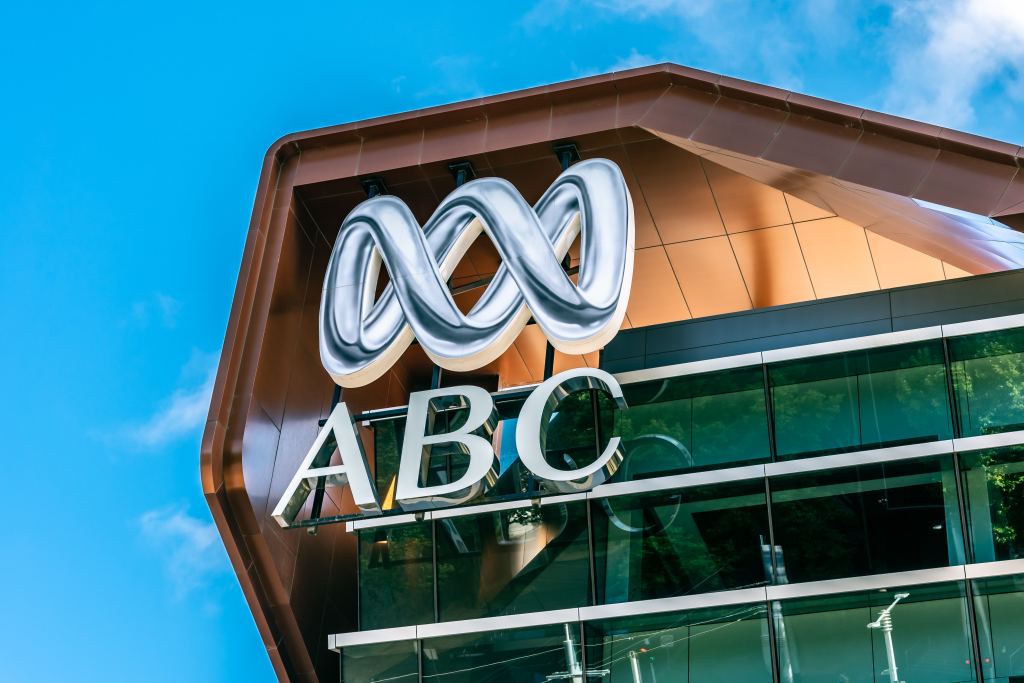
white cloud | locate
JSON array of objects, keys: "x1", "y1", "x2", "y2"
[
  {"x1": 610, "y1": 49, "x2": 659, "y2": 72},
  {"x1": 883, "y1": 0, "x2": 1024, "y2": 129},
  {"x1": 415, "y1": 55, "x2": 484, "y2": 101},
  {"x1": 559, "y1": 0, "x2": 819, "y2": 90},
  {"x1": 121, "y1": 349, "x2": 218, "y2": 449},
  {"x1": 130, "y1": 292, "x2": 182, "y2": 329},
  {"x1": 139, "y1": 505, "x2": 228, "y2": 600}
]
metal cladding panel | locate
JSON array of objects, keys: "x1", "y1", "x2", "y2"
[{"x1": 201, "y1": 63, "x2": 1024, "y2": 682}]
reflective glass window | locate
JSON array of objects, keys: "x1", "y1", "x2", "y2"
[
  {"x1": 973, "y1": 574, "x2": 1024, "y2": 682},
  {"x1": 591, "y1": 480, "x2": 771, "y2": 605},
  {"x1": 541, "y1": 388, "x2": 617, "y2": 480},
  {"x1": 421, "y1": 623, "x2": 583, "y2": 683},
  {"x1": 358, "y1": 521, "x2": 434, "y2": 629},
  {"x1": 961, "y1": 447, "x2": 1024, "y2": 564},
  {"x1": 769, "y1": 341, "x2": 953, "y2": 459},
  {"x1": 371, "y1": 398, "x2": 489, "y2": 509},
  {"x1": 615, "y1": 366, "x2": 770, "y2": 478},
  {"x1": 372, "y1": 417, "x2": 404, "y2": 501},
  {"x1": 583, "y1": 603, "x2": 774, "y2": 683},
  {"x1": 950, "y1": 328, "x2": 1024, "y2": 437},
  {"x1": 775, "y1": 582, "x2": 976, "y2": 683},
  {"x1": 435, "y1": 501, "x2": 591, "y2": 621},
  {"x1": 340, "y1": 640, "x2": 418, "y2": 683},
  {"x1": 770, "y1": 456, "x2": 964, "y2": 583}
]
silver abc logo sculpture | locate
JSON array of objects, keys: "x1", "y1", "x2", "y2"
[{"x1": 320, "y1": 158, "x2": 635, "y2": 387}]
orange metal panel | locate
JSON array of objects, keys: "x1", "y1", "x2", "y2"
[
  {"x1": 704, "y1": 161, "x2": 792, "y2": 233},
  {"x1": 626, "y1": 246, "x2": 691, "y2": 326},
  {"x1": 665, "y1": 237, "x2": 752, "y2": 318},
  {"x1": 865, "y1": 230, "x2": 946, "y2": 289},
  {"x1": 730, "y1": 225, "x2": 816, "y2": 307},
  {"x1": 795, "y1": 217, "x2": 880, "y2": 299}
]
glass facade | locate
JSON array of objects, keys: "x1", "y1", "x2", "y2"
[
  {"x1": 949, "y1": 328, "x2": 1024, "y2": 437},
  {"x1": 615, "y1": 366, "x2": 771, "y2": 476},
  {"x1": 775, "y1": 582, "x2": 977, "y2": 683},
  {"x1": 973, "y1": 574, "x2": 1024, "y2": 682},
  {"x1": 584, "y1": 603, "x2": 774, "y2": 682},
  {"x1": 338, "y1": 326, "x2": 1024, "y2": 682},
  {"x1": 961, "y1": 447, "x2": 1024, "y2": 564},
  {"x1": 341, "y1": 576, "x2": 1024, "y2": 682},
  {"x1": 435, "y1": 502, "x2": 592, "y2": 621},
  {"x1": 421, "y1": 623, "x2": 583, "y2": 683},
  {"x1": 770, "y1": 456, "x2": 964, "y2": 583},
  {"x1": 361, "y1": 338, "x2": 978, "y2": 520},
  {"x1": 592, "y1": 481, "x2": 770, "y2": 604},
  {"x1": 340, "y1": 641, "x2": 418, "y2": 683},
  {"x1": 358, "y1": 522, "x2": 434, "y2": 630},
  {"x1": 769, "y1": 340, "x2": 952, "y2": 459}
]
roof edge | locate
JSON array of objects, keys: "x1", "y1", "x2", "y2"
[{"x1": 264, "y1": 62, "x2": 1021, "y2": 169}]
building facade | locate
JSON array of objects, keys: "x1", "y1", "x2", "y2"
[{"x1": 203, "y1": 64, "x2": 1024, "y2": 682}]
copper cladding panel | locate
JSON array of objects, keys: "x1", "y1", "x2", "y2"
[
  {"x1": 795, "y1": 217, "x2": 880, "y2": 299},
  {"x1": 664, "y1": 237, "x2": 752, "y2": 317},
  {"x1": 865, "y1": 230, "x2": 947, "y2": 289},
  {"x1": 730, "y1": 224, "x2": 817, "y2": 307},
  {"x1": 203, "y1": 63, "x2": 1024, "y2": 683}
]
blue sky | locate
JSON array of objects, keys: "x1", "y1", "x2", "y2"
[{"x1": 0, "y1": 1, "x2": 1021, "y2": 681}]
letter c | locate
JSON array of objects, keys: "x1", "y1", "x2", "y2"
[{"x1": 515, "y1": 368, "x2": 627, "y2": 492}]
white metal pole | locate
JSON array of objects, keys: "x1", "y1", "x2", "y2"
[
  {"x1": 867, "y1": 592, "x2": 909, "y2": 683},
  {"x1": 881, "y1": 621, "x2": 899, "y2": 683},
  {"x1": 628, "y1": 650, "x2": 643, "y2": 683},
  {"x1": 563, "y1": 624, "x2": 583, "y2": 683}
]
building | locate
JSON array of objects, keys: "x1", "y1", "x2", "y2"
[{"x1": 202, "y1": 64, "x2": 1024, "y2": 683}]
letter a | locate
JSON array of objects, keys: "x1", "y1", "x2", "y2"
[{"x1": 271, "y1": 402, "x2": 380, "y2": 527}]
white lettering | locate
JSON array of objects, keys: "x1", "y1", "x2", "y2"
[
  {"x1": 271, "y1": 401, "x2": 380, "y2": 527},
  {"x1": 395, "y1": 385, "x2": 500, "y2": 510}
]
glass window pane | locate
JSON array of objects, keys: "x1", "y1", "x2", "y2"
[
  {"x1": 770, "y1": 456, "x2": 965, "y2": 583},
  {"x1": 973, "y1": 574, "x2": 1024, "y2": 682},
  {"x1": 769, "y1": 341, "x2": 953, "y2": 459},
  {"x1": 372, "y1": 417, "x2": 404, "y2": 502},
  {"x1": 775, "y1": 582, "x2": 976, "y2": 683},
  {"x1": 421, "y1": 623, "x2": 582, "y2": 683},
  {"x1": 616, "y1": 366, "x2": 770, "y2": 478},
  {"x1": 341, "y1": 640, "x2": 418, "y2": 683},
  {"x1": 961, "y1": 447, "x2": 1024, "y2": 564},
  {"x1": 435, "y1": 502, "x2": 591, "y2": 621},
  {"x1": 359, "y1": 522, "x2": 434, "y2": 629},
  {"x1": 542, "y1": 389, "x2": 616, "y2": 477},
  {"x1": 949, "y1": 327, "x2": 1024, "y2": 437},
  {"x1": 592, "y1": 480, "x2": 771, "y2": 604},
  {"x1": 583, "y1": 602, "x2": 773, "y2": 683}
]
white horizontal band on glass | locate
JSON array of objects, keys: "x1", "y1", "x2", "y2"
[
  {"x1": 954, "y1": 429, "x2": 1024, "y2": 453},
  {"x1": 417, "y1": 608, "x2": 582, "y2": 640},
  {"x1": 942, "y1": 312, "x2": 1024, "y2": 338},
  {"x1": 613, "y1": 351, "x2": 763, "y2": 385},
  {"x1": 578, "y1": 586, "x2": 768, "y2": 622},
  {"x1": 329, "y1": 561, "x2": 1024, "y2": 650},
  {"x1": 541, "y1": 492, "x2": 589, "y2": 505},
  {"x1": 761, "y1": 326, "x2": 943, "y2": 364},
  {"x1": 764, "y1": 440, "x2": 956, "y2": 477},
  {"x1": 964, "y1": 558, "x2": 1024, "y2": 580},
  {"x1": 431, "y1": 497, "x2": 533, "y2": 520},
  {"x1": 588, "y1": 463, "x2": 767, "y2": 499},
  {"x1": 330, "y1": 625, "x2": 418, "y2": 649},
  {"x1": 346, "y1": 513, "x2": 422, "y2": 532},
  {"x1": 764, "y1": 566, "x2": 967, "y2": 601}
]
